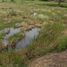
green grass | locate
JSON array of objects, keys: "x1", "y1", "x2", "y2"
[
  {"x1": 8, "y1": 32, "x2": 24, "y2": 44},
  {"x1": 25, "y1": 22, "x2": 65, "y2": 58},
  {"x1": 0, "y1": 21, "x2": 65, "y2": 67},
  {"x1": 56, "y1": 35, "x2": 67, "y2": 51},
  {"x1": 0, "y1": 32, "x2": 6, "y2": 41},
  {"x1": 0, "y1": 1, "x2": 67, "y2": 67},
  {"x1": 0, "y1": 51, "x2": 27, "y2": 67}
]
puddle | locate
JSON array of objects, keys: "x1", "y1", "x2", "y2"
[
  {"x1": 4, "y1": 28, "x2": 21, "y2": 37},
  {"x1": 0, "y1": 28, "x2": 21, "y2": 34},
  {"x1": 2, "y1": 28, "x2": 21, "y2": 46},
  {"x1": 0, "y1": 28, "x2": 10, "y2": 34},
  {"x1": 16, "y1": 28, "x2": 40, "y2": 49},
  {"x1": 1, "y1": 27, "x2": 40, "y2": 50}
]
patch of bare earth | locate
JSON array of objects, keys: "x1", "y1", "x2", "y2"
[{"x1": 28, "y1": 50, "x2": 67, "y2": 67}]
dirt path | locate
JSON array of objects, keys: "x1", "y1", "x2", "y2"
[{"x1": 28, "y1": 50, "x2": 67, "y2": 67}]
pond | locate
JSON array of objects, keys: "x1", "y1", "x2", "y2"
[
  {"x1": 1, "y1": 27, "x2": 40, "y2": 50},
  {"x1": 16, "y1": 28, "x2": 40, "y2": 49},
  {"x1": 2, "y1": 28, "x2": 21, "y2": 46}
]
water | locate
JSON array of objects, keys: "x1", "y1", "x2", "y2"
[
  {"x1": 2, "y1": 28, "x2": 21, "y2": 46},
  {"x1": 16, "y1": 28, "x2": 40, "y2": 49},
  {"x1": 0, "y1": 28, "x2": 10, "y2": 34},
  {"x1": 1, "y1": 27, "x2": 40, "y2": 49},
  {"x1": 0, "y1": 28, "x2": 21, "y2": 35},
  {"x1": 4, "y1": 28, "x2": 21, "y2": 37}
]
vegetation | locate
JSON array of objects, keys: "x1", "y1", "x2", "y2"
[
  {"x1": 25, "y1": 22, "x2": 65, "y2": 58},
  {"x1": 0, "y1": 0, "x2": 67, "y2": 67},
  {"x1": 8, "y1": 32, "x2": 24, "y2": 46}
]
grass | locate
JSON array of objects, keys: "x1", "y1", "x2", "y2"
[
  {"x1": 0, "y1": 21, "x2": 66, "y2": 67},
  {"x1": 38, "y1": 2, "x2": 67, "y2": 8},
  {"x1": 56, "y1": 35, "x2": 67, "y2": 51},
  {"x1": 8, "y1": 32, "x2": 24, "y2": 45},
  {"x1": 0, "y1": 1, "x2": 67, "y2": 67},
  {"x1": 0, "y1": 51, "x2": 27, "y2": 67},
  {"x1": 0, "y1": 32, "x2": 6, "y2": 40},
  {"x1": 25, "y1": 22, "x2": 65, "y2": 58}
]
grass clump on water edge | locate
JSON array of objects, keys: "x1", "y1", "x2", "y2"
[
  {"x1": 8, "y1": 32, "x2": 24, "y2": 44},
  {"x1": 0, "y1": 32, "x2": 6, "y2": 40}
]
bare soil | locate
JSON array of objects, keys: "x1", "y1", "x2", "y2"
[{"x1": 29, "y1": 50, "x2": 67, "y2": 67}]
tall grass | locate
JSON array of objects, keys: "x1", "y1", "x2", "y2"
[
  {"x1": 0, "y1": 51, "x2": 27, "y2": 67},
  {"x1": 25, "y1": 22, "x2": 65, "y2": 58},
  {"x1": 56, "y1": 35, "x2": 67, "y2": 51},
  {"x1": 0, "y1": 1, "x2": 67, "y2": 67},
  {"x1": 0, "y1": 18, "x2": 66, "y2": 67}
]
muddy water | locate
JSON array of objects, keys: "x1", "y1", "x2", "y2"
[{"x1": 16, "y1": 28, "x2": 40, "y2": 49}]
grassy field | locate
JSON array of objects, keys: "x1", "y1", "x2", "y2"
[{"x1": 0, "y1": 1, "x2": 67, "y2": 67}]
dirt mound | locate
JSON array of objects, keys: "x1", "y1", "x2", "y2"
[{"x1": 29, "y1": 50, "x2": 67, "y2": 67}]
